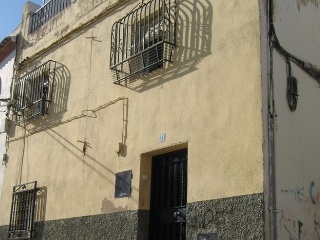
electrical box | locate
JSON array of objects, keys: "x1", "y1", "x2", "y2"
[
  {"x1": 1, "y1": 153, "x2": 7, "y2": 165},
  {"x1": 1, "y1": 118, "x2": 9, "y2": 133}
]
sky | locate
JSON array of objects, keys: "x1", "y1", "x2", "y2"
[{"x1": 0, "y1": 0, "x2": 44, "y2": 41}]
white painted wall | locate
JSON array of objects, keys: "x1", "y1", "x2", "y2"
[
  {"x1": 0, "y1": 48, "x2": 15, "y2": 204},
  {"x1": 272, "y1": 0, "x2": 320, "y2": 239}
]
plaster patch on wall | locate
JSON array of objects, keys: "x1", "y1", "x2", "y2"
[
  {"x1": 101, "y1": 198, "x2": 128, "y2": 213},
  {"x1": 297, "y1": 0, "x2": 319, "y2": 11}
]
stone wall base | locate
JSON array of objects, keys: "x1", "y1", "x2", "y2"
[{"x1": 0, "y1": 193, "x2": 264, "y2": 240}]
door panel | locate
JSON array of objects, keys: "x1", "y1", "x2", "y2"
[{"x1": 149, "y1": 149, "x2": 187, "y2": 240}]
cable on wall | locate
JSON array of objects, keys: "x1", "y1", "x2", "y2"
[
  {"x1": 9, "y1": 96, "x2": 126, "y2": 142},
  {"x1": 16, "y1": 122, "x2": 27, "y2": 185}
]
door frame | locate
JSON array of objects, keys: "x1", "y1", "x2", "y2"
[{"x1": 148, "y1": 148, "x2": 188, "y2": 240}]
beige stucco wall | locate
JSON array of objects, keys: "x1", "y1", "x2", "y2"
[
  {"x1": 272, "y1": 0, "x2": 320, "y2": 239},
  {"x1": 0, "y1": 0, "x2": 263, "y2": 225}
]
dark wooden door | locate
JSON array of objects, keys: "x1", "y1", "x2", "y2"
[{"x1": 149, "y1": 149, "x2": 187, "y2": 240}]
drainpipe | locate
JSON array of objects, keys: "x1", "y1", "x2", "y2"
[{"x1": 267, "y1": 0, "x2": 277, "y2": 239}]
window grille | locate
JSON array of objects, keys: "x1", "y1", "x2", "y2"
[
  {"x1": 30, "y1": 0, "x2": 71, "y2": 34},
  {"x1": 8, "y1": 181, "x2": 37, "y2": 240},
  {"x1": 12, "y1": 60, "x2": 56, "y2": 125},
  {"x1": 110, "y1": 0, "x2": 176, "y2": 84}
]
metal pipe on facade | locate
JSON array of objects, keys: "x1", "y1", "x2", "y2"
[{"x1": 267, "y1": 0, "x2": 277, "y2": 239}]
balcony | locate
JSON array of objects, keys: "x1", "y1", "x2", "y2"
[
  {"x1": 30, "y1": 0, "x2": 71, "y2": 34},
  {"x1": 8, "y1": 181, "x2": 38, "y2": 240},
  {"x1": 12, "y1": 60, "x2": 57, "y2": 125},
  {"x1": 110, "y1": 0, "x2": 176, "y2": 84}
]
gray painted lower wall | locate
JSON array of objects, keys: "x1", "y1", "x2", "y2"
[
  {"x1": 187, "y1": 193, "x2": 264, "y2": 240},
  {"x1": 0, "y1": 225, "x2": 8, "y2": 240},
  {"x1": 0, "y1": 193, "x2": 264, "y2": 240},
  {"x1": 0, "y1": 210, "x2": 149, "y2": 240}
]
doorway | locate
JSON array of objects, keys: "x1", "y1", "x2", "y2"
[{"x1": 149, "y1": 149, "x2": 187, "y2": 240}]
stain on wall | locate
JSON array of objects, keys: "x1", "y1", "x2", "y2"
[
  {"x1": 101, "y1": 198, "x2": 128, "y2": 213},
  {"x1": 297, "y1": 0, "x2": 318, "y2": 11}
]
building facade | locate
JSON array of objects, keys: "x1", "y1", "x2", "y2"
[
  {"x1": 0, "y1": 0, "x2": 264, "y2": 239},
  {"x1": 0, "y1": 28, "x2": 20, "y2": 209},
  {"x1": 1, "y1": 0, "x2": 318, "y2": 239}
]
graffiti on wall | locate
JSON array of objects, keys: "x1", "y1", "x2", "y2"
[
  {"x1": 280, "y1": 180, "x2": 320, "y2": 239},
  {"x1": 279, "y1": 211, "x2": 304, "y2": 240},
  {"x1": 281, "y1": 187, "x2": 304, "y2": 204},
  {"x1": 310, "y1": 181, "x2": 320, "y2": 205},
  {"x1": 281, "y1": 180, "x2": 320, "y2": 206},
  {"x1": 314, "y1": 214, "x2": 320, "y2": 239}
]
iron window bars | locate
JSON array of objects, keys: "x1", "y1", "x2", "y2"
[
  {"x1": 8, "y1": 181, "x2": 38, "y2": 240},
  {"x1": 30, "y1": 0, "x2": 71, "y2": 34},
  {"x1": 110, "y1": 0, "x2": 176, "y2": 84},
  {"x1": 12, "y1": 60, "x2": 56, "y2": 125}
]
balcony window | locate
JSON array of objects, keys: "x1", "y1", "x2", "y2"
[
  {"x1": 110, "y1": 0, "x2": 176, "y2": 84},
  {"x1": 8, "y1": 181, "x2": 37, "y2": 240},
  {"x1": 12, "y1": 61, "x2": 56, "y2": 125}
]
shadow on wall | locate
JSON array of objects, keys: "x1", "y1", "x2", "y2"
[
  {"x1": 124, "y1": 0, "x2": 213, "y2": 92},
  {"x1": 34, "y1": 186, "x2": 47, "y2": 239},
  {"x1": 44, "y1": 125, "x2": 138, "y2": 201},
  {"x1": 25, "y1": 62, "x2": 71, "y2": 133}
]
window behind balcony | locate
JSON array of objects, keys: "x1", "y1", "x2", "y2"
[{"x1": 110, "y1": 0, "x2": 176, "y2": 84}]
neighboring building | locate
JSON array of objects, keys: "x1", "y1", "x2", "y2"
[
  {"x1": 0, "y1": 27, "x2": 20, "y2": 208},
  {"x1": 0, "y1": 0, "x2": 318, "y2": 239},
  {"x1": 270, "y1": 1, "x2": 320, "y2": 239}
]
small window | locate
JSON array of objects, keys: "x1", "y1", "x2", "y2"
[
  {"x1": 8, "y1": 181, "x2": 38, "y2": 240},
  {"x1": 12, "y1": 60, "x2": 57, "y2": 125},
  {"x1": 110, "y1": 0, "x2": 176, "y2": 84}
]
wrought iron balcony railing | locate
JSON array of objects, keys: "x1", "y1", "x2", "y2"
[
  {"x1": 8, "y1": 181, "x2": 38, "y2": 240},
  {"x1": 110, "y1": 0, "x2": 176, "y2": 84},
  {"x1": 30, "y1": 0, "x2": 71, "y2": 34},
  {"x1": 12, "y1": 60, "x2": 56, "y2": 125}
]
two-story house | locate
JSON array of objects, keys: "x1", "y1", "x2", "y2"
[{"x1": 0, "y1": 0, "x2": 319, "y2": 239}]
